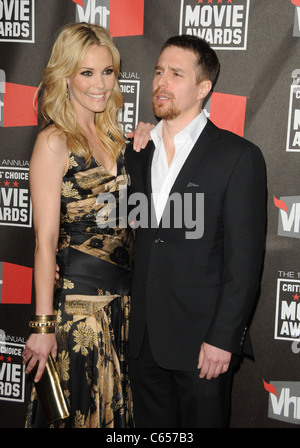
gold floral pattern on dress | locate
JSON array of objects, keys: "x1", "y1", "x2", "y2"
[
  {"x1": 73, "y1": 321, "x2": 96, "y2": 356},
  {"x1": 75, "y1": 166, "x2": 108, "y2": 190},
  {"x1": 74, "y1": 410, "x2": 86, "y2": 428},
  {"x1": 62, "y1": 180, "x2": 82, "y2": 199},
  {"x1": 63, "y1": 279, "x2": 74, "y2": 289},
  {"x1": 69, "y1": 155, "x2": 78, "y2": 170},
  {"x1": 57, "y1": 350, "x2": 70, "y2": 382}
]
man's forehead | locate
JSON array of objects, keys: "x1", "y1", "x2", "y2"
[{"x1": 157, "y1": 46, "x2": 197, "y2": 67}]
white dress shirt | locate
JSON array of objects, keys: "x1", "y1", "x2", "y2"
[{"x1": 150, "y1": 111, "x2": 207, "y2": 224}]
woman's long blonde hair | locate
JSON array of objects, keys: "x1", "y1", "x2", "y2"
[{"x1": 38, "y1": 22, "x2": 124, "y2": 165}]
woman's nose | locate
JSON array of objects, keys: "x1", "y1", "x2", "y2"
[{"x1": 94, "y1": 74, "x2": 105, "y2": 89}]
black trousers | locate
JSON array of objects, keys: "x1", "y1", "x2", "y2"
[{"x1": 129, "y1": 331, "x2": 236, "y2": 428}]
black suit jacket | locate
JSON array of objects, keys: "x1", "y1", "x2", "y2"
[{"x1": 125, "y1": 119, "x2": 267, "y2": 371}]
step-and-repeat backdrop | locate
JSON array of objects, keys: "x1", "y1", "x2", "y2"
[{"x1": 0, "y1": 0, "x2": 300, "y2": 428}]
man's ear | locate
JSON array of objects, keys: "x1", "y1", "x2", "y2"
[{"x1": 197, "y1": 79, "x2": 212, "y2": 101}]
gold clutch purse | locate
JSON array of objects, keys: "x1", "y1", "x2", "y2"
[{"x1": 33, "y1": 354, "x2": 69, "y2": 424}]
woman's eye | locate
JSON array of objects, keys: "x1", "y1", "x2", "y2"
[
  {"x1": 81, "y1": 71, "x2": 92, "y2": 76},
  {"x1": 104, "y1": 68, "x2": 114, "y2": 75}
]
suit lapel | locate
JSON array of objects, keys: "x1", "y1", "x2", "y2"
[
  {"x1": 167, "y1": 120, "x2": 217, "y2": 198},
  {"x1": 141, "y1": 141, "x2": 159, "y2": 231},
  {"x1": 144, "y1": 141, "x2": 155, "y2": 198}
]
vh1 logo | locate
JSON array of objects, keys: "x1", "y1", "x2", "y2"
[
  {"x1": 0, "y1": 70, "x2": 37, "y2": 127},
  {"x1": 274, "y1": 195, "x2": 300, "y2": 240},
  {"x1": 74, "y1": 0, "x2": 144, "y2": 37},
  {"x1": 264, "y1": 380, "x2": 300, "y2": 426}
]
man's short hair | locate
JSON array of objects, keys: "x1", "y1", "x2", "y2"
[{"x1": 160, "y1": 35, "x2": 220, "y2": 89}]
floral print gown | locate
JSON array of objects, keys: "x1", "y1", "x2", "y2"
[{"x1": 26, "y1": 151, "x2": 134, "y2": 428}]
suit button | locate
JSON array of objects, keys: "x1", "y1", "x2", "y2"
[{"x1": 154, "y1": 238, "x2": 164, "y2": 243}]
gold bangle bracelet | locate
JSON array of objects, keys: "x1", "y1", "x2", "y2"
[
  {"x1": 29, "y1": 321, "x2": 57, "y2": 328},
  {"x1": 30, "y1": 314, "x2": 56, "y2": 322},
  {"x1": 29, "y1": 315, "x2": 57, "y2": 333},
  {"x1": 30, "y1": 326, "x2": 56, "y2": 334}
]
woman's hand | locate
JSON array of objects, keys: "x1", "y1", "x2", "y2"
[
  {"x1": 126, "y1": 122, "x2": 155, "y2": 151},
  {"x1": 23, "y1": 333, "x2": 57, "y2": 382}
]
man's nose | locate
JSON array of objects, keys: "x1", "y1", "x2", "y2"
[{"x1": 157, "y1": 72, "x2": 168, "y2": 88}]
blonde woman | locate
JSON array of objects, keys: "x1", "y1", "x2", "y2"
[{"x1": 23, "y1": 22, "x2": 150, "y2": 428}]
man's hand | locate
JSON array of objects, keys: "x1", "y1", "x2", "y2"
[{"x1": 197, "y1": 342, "x2": 232, "y2": 380}]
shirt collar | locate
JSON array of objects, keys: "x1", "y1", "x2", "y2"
[{"x1": 150, "y1": 110, "x2": 207, "y2": 149}]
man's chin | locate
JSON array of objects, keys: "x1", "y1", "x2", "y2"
[{"x1": 152, "y1": 104, "x2": 180, "y2": 121}]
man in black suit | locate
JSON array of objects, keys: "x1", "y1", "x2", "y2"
[{"x1": 126, "y1": 35, "x2": 266, "y2": 428}]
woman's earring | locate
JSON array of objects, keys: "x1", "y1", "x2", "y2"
[{"x1": 66, "y1": 84, "x2": 70, "y2": 100}]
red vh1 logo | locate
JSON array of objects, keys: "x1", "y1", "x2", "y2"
[
  {"x1": 0, "y1": 262, "x2": 32, "y2": 304},
  {"x1": 0, "y1": 70, "x2": 37, "y2": 127},
  {"x1": 74, "y1": 0, "x2": 144, "y2": 37}
]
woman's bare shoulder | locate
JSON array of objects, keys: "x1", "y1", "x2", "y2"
[
  {"x1": 35, "y1": 124, "x2": 68, "y2": 155},
  {"x1": 30, "y1": 125, "x2": 69, "y2": 177}
]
